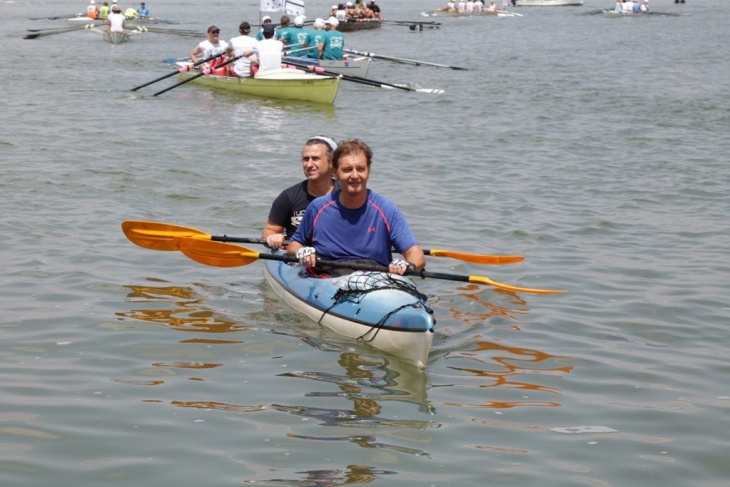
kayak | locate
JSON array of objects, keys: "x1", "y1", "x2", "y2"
[{"x1": 262, "y1": 253, "x2": 435, "y2": 368}]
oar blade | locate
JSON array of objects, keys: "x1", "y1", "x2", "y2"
[
  {"x1": 468, "y1": 276, "x2": 566, "y2": 295},
  {"x1": 425, "y1": 249, "x2": 524, "y2": 265},
  {"x1": 121, "y1": 220, "x2": 209, "y2": 250},
  {"x1": 176, "y1": 238, "x2": 260, "y2": 267}
]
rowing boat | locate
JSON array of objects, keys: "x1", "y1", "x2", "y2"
[
  {"x1": 283, "y1": 56, "x2": 371, "y2": 77},
  {"x1": 337, "y1": 19, "x2": 382, "y2": 32},
  {"x1": 421, "y1": 8, "x2": 522, "y2": 17},
  {"x1": 104, "y1": 31, "x2": 130, "y2": 43},
  {"x1": 262, "y1": 253, "x2": 435, "y2": 368},
  {"x1": 176, "y1": 65, "x2": 340, "y2": 104}
]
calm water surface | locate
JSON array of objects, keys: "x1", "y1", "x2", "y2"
[{"x1": 1, "y1": 0, "x2": 729, "y2": 485}]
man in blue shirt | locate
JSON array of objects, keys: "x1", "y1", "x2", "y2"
[
  {"x1": 289, "y1": 139, "x2": 425, "y2": 276},
  {"x1": 137, "y1": 2, "x2": 150, "y2": 18}
]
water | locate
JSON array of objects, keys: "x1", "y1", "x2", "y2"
[{"x1": 2, "y1": 0, "x2": 729, "y2": 485}]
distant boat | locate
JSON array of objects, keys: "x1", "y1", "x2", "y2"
[
  {"x1": 516, "y1": 0, "x2": 583, "y2": 6},
  {"x1": 104, "y1": 31, "x2": 130, "y2": 44},
  {"x1": 336, "y1": 19, "x2": 382, "y2": 32}
]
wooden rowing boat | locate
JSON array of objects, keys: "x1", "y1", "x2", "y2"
[
  {"x1": 283, "y1": 56, "x2": 371, "y2": 78},
  {"x1": 337, "y1": 19, "x2": 382, "y2": 32},
  {"x1": 177, "y1": 66, "x2": 340, "y2": 104},
  {"x1": 262, "y1": 253, "x2": 435, "y2": 367}
]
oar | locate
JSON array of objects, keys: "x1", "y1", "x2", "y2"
[
  {"x1": 121, "y1": 220, "x2": 524, "y2": 265},
  {"x1": 141, "y1": 27, "x2": 204, "y2": 37},
  {"x1": 171, "y1": 239, "x2": 563, "y2": 295},
  {"x1": 152, "y1": 55, "x2": 243, "y2": 96},
  {"x1": 29, "y1": 13, "x2": 80, "y2": 20},
  {"x1": 130, "y1": 53, "x2": 225, "y2": 92},
  {"x1": 343, "y1": 49, "x2": 469, "y2": 71},
  {"x1": 284, "y1": 59, "x2": 445, "y2": 94},
  {"x1": 23, "y1": 24, "x2": 90, "y2": 39}
]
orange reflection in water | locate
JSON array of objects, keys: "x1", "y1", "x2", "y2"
[
  {"x1": 442, "y1": 341, "x2": 572, "y2": 410},
  {"x1": 444, "y1": 284, "x2": 530, "y2": 325},
  {"x1": 117, "y1": 283, "x2": 245, "y2": 334}
]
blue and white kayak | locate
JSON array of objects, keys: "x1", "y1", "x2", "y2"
[{"x1": 262, "y1": 255, "x2": 435, "y2": 368}]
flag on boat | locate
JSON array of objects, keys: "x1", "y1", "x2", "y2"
[{"x1": 260, "y1": 0, "x2": 305, "y2": 16}]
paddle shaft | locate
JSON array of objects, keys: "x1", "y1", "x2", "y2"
[
  {"x1": 23, "y1": 25, "x2": 88, "y2": 39},
  {"x1": 343, "y1": 49, "x2": 468, "y2": 70},
  {"x1": 132, "y1": 53, "x2": 225, "y2": 92}
]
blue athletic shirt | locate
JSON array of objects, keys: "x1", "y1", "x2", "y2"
[{"x1": 290, "y1": 189, "x2": 418, "y2": 266}]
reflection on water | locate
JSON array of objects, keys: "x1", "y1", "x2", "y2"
[
  {"x1": 438, "y1": 340, "x2": 570, "y2": 409},
  {"x1": 116, "y1": 281, "x2": 245, "y2": 337},
  {"x1": 242, "y1": 464, "x2": 397, "y2": 486}
]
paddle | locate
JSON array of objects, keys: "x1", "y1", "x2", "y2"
[
  {"x1": 284, "y1": 59, "x2": 445, "y2": 94},
  {"x1": 131, "y1": 53, "x2": 225, "y2": 92},
  {"x1": 152, "y1": 55, "x2": 243, "y2": 96},
  {"x1": 121, "y1": 220, "x2": 525, "y2": 265},
  {"x1": 23, "y1": 24, "x2": 90, "y2": 39},
  {"x1": 343, "y1": 49, "x2": 468, "y2": 71},
  {"x1": 170, "y1": 239, "x2": 564, "y2": 295}
]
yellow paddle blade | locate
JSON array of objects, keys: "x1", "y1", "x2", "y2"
[
  {"x1": 122, "y1": 220, "x2": 210, "y2": 250},
  {"x1": 425, "y1": 249, "x2": 524, "y2": 265},
  {"x1": 468, "y1": 276, "x2": 566, "y2": 295},
  {"x1": 176, "y1": 238, "x2": 261, "y2": 267}
]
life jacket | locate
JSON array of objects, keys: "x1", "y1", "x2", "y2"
[
  {"x1": 209, "y1": 56, "x2": 229, "y2": 76},
  {"x1": 87, "y1": 6, "x2": 99, "y2": 19}
]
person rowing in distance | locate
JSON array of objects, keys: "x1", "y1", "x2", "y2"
[
  {"x1": 106, "y1": 4, "x2": 127, "y2": 32},
  {"x1": 319, "y1": 17, "x2": 344, "y2": 61},
  {"x1": 243, "y1": 23, "x2": 283, "y2": 74}
]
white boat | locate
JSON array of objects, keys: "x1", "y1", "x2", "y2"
[
  {"x1": 516, "y1": 0, "x2": 583, "y2": 5},
  {"x1": 262, "y1": 254, "x2": 435, "y2": 368}
]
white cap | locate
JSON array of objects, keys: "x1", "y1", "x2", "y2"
[
  {"x1": 332, "y1": 4, "x2": 337, "y2": 8},
  {"x1": 262, "y1": 15, "x2": 272, "y2": 21},
  {"x1": 294, "y1": 15, "x2": 305, "y2": 25},
  {"x1": 325, "y1": 16, "x2": 339, "y2": 26},
  {"x1": 346, "y1": 1, "x2": 353, "y2": 5},
  {"x1": 314, "y1": 17, "x2": 325, "y2": 28},
  {"x1": 90, "y1": 0, "x2": 95, "y2": 4}
]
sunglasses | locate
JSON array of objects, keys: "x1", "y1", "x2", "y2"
[{"x1": 210, "y1": 30, "x2": 220, "y2": 34}]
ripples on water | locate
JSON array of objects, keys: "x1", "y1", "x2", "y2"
[{"x1": 2, "y1": 0, "x2": 730, "y2": 485}]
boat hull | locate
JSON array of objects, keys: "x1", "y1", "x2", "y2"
[
  {"x1": 104, "y1": 31, "x2": 129, "y2": 43},
  {"x1": 337, "y1": 20, "x2": 382, "y2": 32},
  {"x1": 178, "y1": 68, "x2": 339, "y2": 104},
  {"x1": 262, "y1": 257, "x2": 435, "y2": 367},
  {"x1": 283, "y1": 56, "x2": 371, "y2": 77}
]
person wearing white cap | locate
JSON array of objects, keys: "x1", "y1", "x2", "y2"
[
  {"x1": 319, "y1": 17, "x2": 344, "y2": 61},
  {"x1": 303, "y1": 18, "x2": 326, "y2": 59},
  {"x1": 263, "y1": 136, "x2": 340, "y2": 250},
  {"x1": 280, "y1": 15, "x2": 309, "y2": 55},
  {"x1": 256, "y1": 15, "x2": 273, "y2": 41},
  {"x1": 87, "y1": 0, "x2": 100, "y2": 19},
  {"x1": 335, "y1": 3, "x2": 347, "y2": 21}
]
